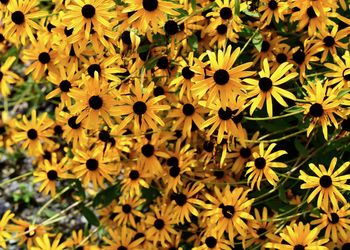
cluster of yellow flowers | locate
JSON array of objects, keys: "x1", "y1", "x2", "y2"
[{"x1": 0, "y1": 0, "x2": 350, "y2": 249}]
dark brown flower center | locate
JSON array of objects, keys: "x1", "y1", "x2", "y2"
[
  {"x1": 47, "y1": 170, "x2": 58, "y2": 180},
  {"x1": 154, "y1": 218, "x2": 165, "y2": 229},
  {"x1": 268, "y1": 0, "x2": 278, "y2": 10},
  {"x1": 328, "y1": 212, "x2": 339, "y2": 224},
  {"x1": 218, "y1": 107, "x2": 233, "y2": 120},
  {"x1": 11, "y1": 11, "x2": 25, "y2": 25},
  {"x1": 182, "y1": 103, "x2": 195, "y2": 116},
  {"x1": 221, "y1": 205, "x2": 235, "y2": 218},
  {"x1": 214, "y1": 69, "x2": 230, "y2": 85},
  {"x1": 141, "y1": 144, "x2": 154, "y2": 157},
  {"x1": 309, "y1": 103, "x2": 324, "y2": 117},
  {"x1": 255, "y1": 157, "x2": 266, "y2": 169},
  {"x1": 59, "y1": 80, "x2": 71, "y2": 92},
  {"x1": 164, "y1": 20, "x2": 178, "y2": 35},
  {"x1": 292, "y1": 49, "x2": 305, "y2": 65},
  {"x1": 38, "y1": 52, "x2": 51, "y2": 64},
  {"x1": 68, "y1": 116, "x2": 80, "y2": 129},
  {"x1": 122, "y1": 204, "x2": 132, "y2": 214},
  {"x1": 182, "y1": 66, "x2": 194, "y2": 79},
  {"x1": 27, "y1": 128, "x2": 38, "y2": 140},
  {"x1": 143, "y1": 0, "x2": 158, "y2": 11},
  {"x1": 88, "y1": 95, "x2": 103, "y2": 110},
  {"x1": 81, "y1": 4, "x2": 95, "y2": 18},
  {"x1": 319, "y1": 175, "x2": 332, "y2": 188},
  {"x1": 205, "y1": 236, "x2": 217, "y2": 248},
  {"x1": 306, "y1": 7, "x2": 317, "y2": 18},
  {"x1": 259, "y1": 77, "x2": 273, "y2": 92},
  {"x1": 216, "y1": 24, "x2": 228, "y2": 35},
  {"x1": 87, "y1": 64, "x2": 101, "y2": 77},
  {"x1": 129, "y1": 170, "x2": 140, "y2": 180},
  {"x1": 323, "y1": 36, "x2": 335, "y2": 47},
  {"x1": 86, "y1": 159, "x2": 98, "y2": 171},
  {"x1": 220, "y1": 7, "x2": 232, "y2": 19},
  {"x1": 133, "y1": 101, "x2": 147, "y2": 115}
]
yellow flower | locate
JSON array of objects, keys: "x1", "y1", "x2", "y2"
[
  {"x1": 244, "y1": 59, "x2": 297, "y2": 117},
  {"x1": 299, "y1": 157, "x2": 350, "y2": 211},
  {"x1": 0, "y1": 210, "x2": 15, "y2": 249},
  {"x1": 245, "y1": 142, "x2": 287, "y2": 190}
]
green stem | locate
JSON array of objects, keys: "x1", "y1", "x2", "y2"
[
  {"x1": 33, "y1": 184, "x2": 74, "y2": 224},
  {"x1": 244, "y1": 110, "x2": 303, "y2": 121},
  {"x1": 0, "y1": 171, "x2": 33, "y2": 187}
]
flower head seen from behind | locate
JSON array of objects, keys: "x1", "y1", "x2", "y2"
[{"x1": 30, "y1": 233, "x2": 66, "y2": 250}]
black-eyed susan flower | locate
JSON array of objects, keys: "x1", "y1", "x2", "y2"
[
  {"x1": 170, "y1": 182, "x2": 205, "y2": 224},
  {"x1": 311, "y1": 204, "x2": 350, "y2": 243},
  {"x1": 199, "y1": 98, "x2": 246, "y2": 144},
  {"x1": 8, "y1": 219, "x2": 50, "y2": 249},
  {"x1": 71, "y1": 145, "x2": 117, "y2": 190},
  {"x1": 245, "y1": 142, "x2": 287, "y2": 190},
  {"x1": 192, "y1": 45, "x2": 254, "y2": 108},
  {"x1": 202, "y1": 185, "x2": 254, "y2": 241},
  {"x1": 122, "y1": 0, "x2": 181, "y2": 34},
  {"x1": 299, "y1": 157, "x2": 350, "y2": 211},
  {"x1": 163, "y1": 140, "x2": 196, "y2": 193},
  {"x1": 325, "y1": 50, "x2": 350, "y2": 88},
  {"x1": 22, "y1": 39, "x2": 58, "y2": 82},
  {"x1": 2, "y1": 0, "x2": 47, "y2": 45},
  {"x1": 31, "y1": 233, "x2": 66, "y2": 250},
  {"x1": 112, "y1": 195, "x2": 145, "y2": 228},
  {"x1": 0, "y1": 56, "x2": 21, "y2": 97},
  {"x1": 264, "y1": 221, "x2": 328, "y2": 249},
  {"x1": 14, "y1": 110, "x2": 54, "y2": 157},
  {"x1": 170, "y1": 52, "x2": 198, "y2": 100},
  {"x1": 0, "y1": 210, "x2": 14, "y2": 249},
  {"x1": 310, "y1": 25, "x2": 348, "y2": 63},
  {"x1": 244, "y1": 59, "x2": 298, "y2": 117},
  {"x1": 121, "y1": 163, "x2": 150, "y2": 198},
  {"x1": 193, "y1": 233, "x2": 232, "y2": 250},
  {"x1": 136, "y1": 133, "x2": 170, "y2": 178},
  {"x1": 46, "y1": 65, "x2": 81, "y2": 107},
  {"x1": 290, "y1": 39, "x2": 322, "y2": 82},
  {"x1": 63, "y1": 0, "x2": 115, "y2": 40},
  {"x1": 258, "y1": 0, "x2": 288, "y2": 28},
  {"x1": 241, "y1": 207, "x2": 280, "y2": 249},
  {"x1": 145, "y1": 201, "x2": 178, "y2": 247},
  {"x1": 227, "y1": 131, "x2": 259, "y2": 177},
  {"x1": 111, "y1": 80, "x2": 170, "y2": 135},
  {"x1": 299, "y1": 81, "x2": 345, "y2": 140},
  {"x1": 56, "y1": 108, "x2": 88, "y2": 147},
  {"x1": 103, "y1": 226, "x2": 144, "y2": 250},
  {"x1": 64, "y1": 229, "x2": 90, "y2": 249},
  {"x1": 33, "y1": 153, "x2": 73, "y2": 196},
  {"x1": 69, "y1": 77, "x2": 117, "y2": 129}
]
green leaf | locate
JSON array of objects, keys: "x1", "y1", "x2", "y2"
[
  {"x1": 74, "y1": 179, "x2": 86, "y2": 200},
  {"x1": 137, "y1": 44, "x2": 149, "y2": 53},
  {"x1": 81, "y1": 207, "x2": 100, "y2": 226},
  {"x1": 278, "y1": 186, "x2": 288, "y2": 204},
  {"x1": 234, "y1": 0, "x2": 240, "y2": 15},
  {"x1": 188, "y1": 34, "x2": 198, "y2": 51},
  {"x1": 294, "y1": 139, "x2": 307, "y2": 157},
  {"x1": 145, "y1": 57, "x2": 159, "y2": 70},
  {"x1": 252, "y1": 32, "x2": 263, "y2": 52},
  {"x1": 176, "y1": 8, "x2": 189, "y2": 18},
  {"x1": 191, "y1": 0, "x2": 196, "y2": 10},
  {"x1": 93, "y1": 183, "x2": 121, "y2": 208},
  {"x1": 337, "y1": 87, "x2": 350, "y2": 99}
]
